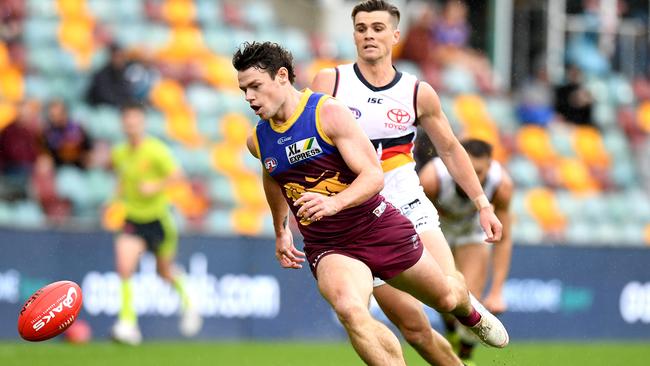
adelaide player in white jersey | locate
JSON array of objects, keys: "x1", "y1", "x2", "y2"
[
  {"x1": 419, "y1": 139, "x2": 513, "y2": 364},
  {"x1": 311, "y1": 1, "x2": 508, "y2": 364}
]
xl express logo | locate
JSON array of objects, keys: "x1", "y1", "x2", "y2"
[{"x1": 285, "y1": 137, "x2": 323, "y2": 164}]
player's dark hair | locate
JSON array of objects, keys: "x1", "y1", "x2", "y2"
[
  {"x1": 232, "y1": 41, "x2": 296, "y2": 84},
  {"x1": 461, "y1": 138, "x2": 493, "y2": 159},
  {"x1": 120, "y1": 101, "x2": 145, "y2": 114},
  {"x1": 351, "y1": 0, "x2": 401, "y2": 26}
]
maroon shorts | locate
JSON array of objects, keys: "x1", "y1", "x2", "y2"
[{"x1": 304, "y1": 201, "x2": 423, "y2": 281}]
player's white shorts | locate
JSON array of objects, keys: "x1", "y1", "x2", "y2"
[
  {"x1": 441, "y1": 220, "x2": 488, "y2": 248},
  {"x1": 373, "y1": 164, "x2": 440, "y2": 288}
]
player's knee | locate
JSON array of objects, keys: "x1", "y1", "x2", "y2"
[
  {"x1": 333, "y1": 301, "x2": 370, "y2": 329},
  {"x1": 432, "y1": 290, "x2": 457, "y2": 313},
  {"x1": 400, "y1": 325, "x2": 433, "y2": 349}
]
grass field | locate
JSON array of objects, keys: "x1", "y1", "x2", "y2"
[{"x1": 1, "y1": 341, "x2": 649, "y2": 366}]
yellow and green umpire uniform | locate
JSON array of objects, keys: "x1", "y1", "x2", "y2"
[{"x1": 112, "y1": 136, "x2": 179, "y2": 259}]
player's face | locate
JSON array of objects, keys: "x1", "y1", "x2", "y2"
[
  {"x1": 238, "y1": 67, "x2": 284, "y2": 120},
  {"x1": 121, "y1": 109, "x2": 146, "y2": 140},
  {"x1": 353, "y1": 11, "x2": 399, "y2": 63},
  {"x1": 470, "y1": 155, "x2": 491, "y2": 184}
]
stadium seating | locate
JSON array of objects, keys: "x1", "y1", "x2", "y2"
[{"x1": 0, "y1": 0, "x2": 648, "y2": 246}]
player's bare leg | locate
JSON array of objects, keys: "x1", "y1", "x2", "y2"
[
  {"x1": 454, "y1": 243, "x2": 491, "y2": 360},
  {"x1": 317, "y1": 254, "x2": 406, "y2": 366},
  {"x1": 112, "y1": 234, "x2": 146, "y2": 345},
  {"x1": 419, "y1": 230, "x2": 471, "y2": 310},
  {"x1": 374, "y1": 284, "x2": 464, "y2": 366},
  {"x1": 387, "y1": 250, "x2": 508, "y2": 348}
]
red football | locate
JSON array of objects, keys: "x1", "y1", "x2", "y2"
[{"x1": 17, "y1": 280, "x2": 83, "y2": 342}]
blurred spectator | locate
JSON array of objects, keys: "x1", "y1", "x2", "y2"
[
  {"x1": 42, "y1": 99, "x2": 93, "y2": 169},
  {"x1": 0, "y1": 0, "x2": 24, "y2": 43},
  {"x1": 433, "y1": 0, "x2": 469, "y2": 49},
  {"x1": 400, "y1": 4, "x2": 437, "y2": 66},
  {"x1": 432, "y1": 0, "x2": 496, "y2": 92},
  {"x1": 398, "y1": 3, "x2": 441, "y2": 85},
  {"x1": 0, "y1": 101, "x2": 43, "y2": 200},
  {"x1": 554, "y1": 64, "x2": 595, "y2": 127},
  {"x1": 86, "y1": 44, "x2": 135, "y2": 107},
  {"x1": 516, "y1": 61, "x2": 555, "y2": 127}
]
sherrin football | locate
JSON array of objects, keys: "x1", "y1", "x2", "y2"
[{"x1": 17, "y1": 280, "x2": 83, "y2": 342}]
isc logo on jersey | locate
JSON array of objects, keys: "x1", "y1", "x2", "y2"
[{"x1": 286, "y1": 137, "x2": 323, "y2": 164}]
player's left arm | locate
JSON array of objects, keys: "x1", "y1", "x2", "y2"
[
  {"x1": 295, "y1": 98, "x2": 384, "y2": 221},
  {"x1": 416, "y1": 82, "x2": 502, "y2": 241},
  {"x1": 483, "y1": 171, "x2": 514, "y2": 313}
]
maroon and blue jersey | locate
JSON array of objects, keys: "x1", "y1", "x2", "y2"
[{"x1": 253, "y1": 90, "x2": 385, "y2": 246}]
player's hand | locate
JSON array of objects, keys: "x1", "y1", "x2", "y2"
[
  {"x1": 294, "y1": 192, "x2": 341, "y2": 222},
  {"x1": 479, "y1": 206, "x2": 502, "y2": 243},
  {"x1": 275, "y1": 230, "x2": 305, "y2": 269},
  {"x1": 483, "y1": 291, "x2": 507, "y2": 314},
  {"x1": 139, "y1": 181, "x2": 161, "y2": 196}
]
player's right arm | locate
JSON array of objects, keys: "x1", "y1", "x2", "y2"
[
  {"x1": 418, "y1": 159, "x2": 440, "y2": 203},
  {"x1": 310, "y1": 68, "x2": 337, "y2": 96},
  {"x1": 247, "y1": 135, "x2": 305, "y2": 269}
]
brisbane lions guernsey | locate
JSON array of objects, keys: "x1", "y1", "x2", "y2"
[
  {"x1": 333, "y1": 63, "x2": 419, "y2": 172},
  {"x1": 253, "y1": 89, "x2": 385, "y2": 245}
]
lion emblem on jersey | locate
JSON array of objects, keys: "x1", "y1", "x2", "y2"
[{"x1": 284, "y1": 170, "x2": 349, "y2": 225}]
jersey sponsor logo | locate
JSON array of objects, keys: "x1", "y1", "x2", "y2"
[
  {"x1": 276, "y1": 136, "x2": 292, "y2": 145},
  {"x1": 411, "y1": 234, "x2": 420, "y2": 249},
  {"x1": 348, "y1": 107, "x2": 362, "y2": 119},
  {"x1": 285, "y1": 137, "x2": 323, "y2": 164},
  {"x1": 33, "y1": 286, "x2": 78, "y2": 332},
  {"x1": 399, "y1": 198, "x2": 421, "y2": 216},
  {"x1": 367, "y1": 97, "x2": 383, "y2": 104},
  {"x1": 386, "y1": 108, "x2": 411, "y2": 124},
  {"x1": 372, "y1": 201, "x2": 387, "y2": 217},
  {"x1": 264, "y1": 157, "x2": 278, "y2": 173}
]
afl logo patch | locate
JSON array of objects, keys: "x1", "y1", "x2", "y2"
[
  {"x1": 348, "y1": 107, "x2": 362, "y2": 119},
  {"x1": 264, "y1": 157, "x2": 278, "y2": 173},
  {"x1": 387, "y1": 108, "x2": 411, "y2": 124}
]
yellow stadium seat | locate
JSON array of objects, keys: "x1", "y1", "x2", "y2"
[
  {"x1": 637, "y1": 101, "x2": 650, "y2": 133},
  {"x1": 202, "y1": 55, "x2": 239, "y2": 90},
  {"x1": 162, "y1": 0, "x2": 197, "y2": 26},
  {"x1": 165, "y1": 107, "x2": 204, "y2": 147},
  {"x1": 56, "y1": 0, "x2": 90, "y2": 19},
  {"x1": 58, "y1": 18, "x2": 95, "y2": 69},
  {"x1": 220, "y1": 112, "x2": 251, "y2": 145},
  {"x1": 557, "y1": 158, "x2": 599, "y2": 194},
  {"x1": 525, "y1": 188, "x2": 566, "y2": 232},
  {"x1": 156, "y1": 26, "x2": 209, "y2": 63},
  {"x1": 0, "y1": 42, "x2": 9, "y2": 70},
  {"x1": 516, "y1": 125, "x2": 557, "y2": 165},
  {"x1": 572, "y1": 126, "x2": 610, "y2": 168},
  {"x1": 232, "y1": 172, "x2": 266, "y2": 208},
  {"x1": 211, "y1": 144, "x2": 245, "y2": 175},
  {"x1": 149, "y1": 79, "x2": 186, "y2": 112},
  {"x1": 0, "y1": 66, "x2": 24, "y2": 102},
  {"x1": 0, "y1": 102, "x2": 17, "y2": 131},
  {"x1": 454, "y1": 94, "x2": 490, "y2": 125},
  {"x1": 232, "y1": 207, "x2": 264, "y2": 236}
]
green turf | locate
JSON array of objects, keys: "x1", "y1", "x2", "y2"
[{"x1": 0, "y1": 341, "x2": 648, "y2": 366}]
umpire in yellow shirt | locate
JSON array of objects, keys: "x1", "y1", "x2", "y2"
[{"x1": 110, "y1": 102, "x2": 201, "y2": 345}]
